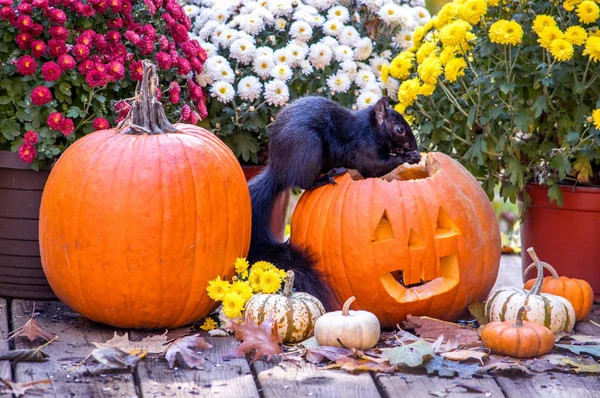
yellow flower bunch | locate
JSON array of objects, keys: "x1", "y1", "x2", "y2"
[
  {"x1": 206, "y1": 257, "x2": 287, "y2": 319},
  {"x1": 489, "y1": 20, "x2": 524, "y2": 46}
]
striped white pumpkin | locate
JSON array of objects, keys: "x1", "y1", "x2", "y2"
[
  {"x1": 245, "y1": 271, "x2": 325, "y2": 343},
  {"x1": 485, "y1": 248, "x2": 576, "y2": 333}
]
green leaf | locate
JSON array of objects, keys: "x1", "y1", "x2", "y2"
[
  {"x1": 566, "y1": 131, "x2": 579, "y2": 145},
  {"x1": 58, "y1": 83, "x2": 71, "y2": 96},
  {"x1": 532, "y1": 96, "x2": 547, "y2": 118},
  {"x1": 463, "y1": 135, "x2": 485, "y2": 165},
  {"x1": 381, "y1": 340, "x2": 434, "y2": 367},
  {"x1": 0, "y1": 96, "x2": 12, "y2": 105},
  {"x1": 499, "y1": 82, "x2": 515, "y2": 94},
  {"x1": 555, "y1": 344, "x2": 600, "y2": 358},
  {"x1": 467, "y1": 107, "x2": 476, "y2": 129},
  {"x1": 547, "y1": 184, "x2": 564, "y2": 206},
  {"x1": 95, "y1": 95, "x2": 106, "y2": 103}
]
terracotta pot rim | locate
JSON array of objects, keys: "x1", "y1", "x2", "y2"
[{"x1": 525, "y1": 182, "x2": 600, "y2": 195}]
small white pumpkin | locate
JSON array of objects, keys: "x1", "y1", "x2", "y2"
[
  {"x1": 314, "y1": 296, "x2": 380, "y2": 350},
  {"x1": 485, "y1": 248, "x2": 576, "y2": 333},
  {"x1": 245, "y1": 271, "x2": 325, "y2": 343}
]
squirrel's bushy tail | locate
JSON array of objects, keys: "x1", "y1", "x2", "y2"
[{"x1": 248, "y1": 167, "x2": 331, "y2": 305}]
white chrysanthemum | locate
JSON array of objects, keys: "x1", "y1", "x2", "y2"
[
  {"x1": 355, "y1": 69, "x2": 376, "y2": 88},
  {"x1": 338, "y1": 26, "x2": 359, "y2": 46},
  {"x1": 380, "y1": 49, "x2": 392, "y2": 60},
  {"x1": 196, "y1": 71, "x2": 213, "y2": 87},
  {"x1": 356, "y1": 91, "x2": 381, "y2": 109},
  {"x1": 370, "y1": 56, "x2": 388, "y2": 75},
  {"x1": 256, "y1": 46, "x2": 274, "y2": 58},
  {"x1": 273, "y1": 48, "x2": 293, "y2": 65},
  {"x1": 196, "y1": 9, "x2": 216, "y2": 27},
  {"x1": 327, "y1": 72, "x2": 352, "y2": 93},
  {"x1": 361, "y1": 83, "x2": 383, "y2": 96},
  {"x1": 393, "y1": 30, "x2": 414, "y2": 50},
  {"x1": 199, "y1": 42, "x2": 218, "y2": 58},
  {"x1": 358, "y1": 0, "x2": 384, "y2": 12},
  {"x1": 275, "y1": 18, "x2": 287, "y2": 30},
  {"x1": 204, "y1": 55, "x2": 229, "y2": 71},
  {"x1": 378, "y1": 3, "x2": 404, "y2": 25},
  {"x1": 230, "y1": 39, "x2": 256, "y2": 65},
  {"x1": 400, "y1": 5, "x2": 419, "y2": 30},
  {"x1": 290, "y1": 21, "x2": 313, "y2": 42},
  {"x1": 411, "y1": 6, "x2": 431, "y2": 25},
  {"x1": 214, "y1": 8, "x2": 230, "y2": 24},
  {"x1": 253, "y1": 7, "x2": 275, "y2": 25},
  {"x1": 334, "y1": 45, "x2": 354, "y2": 62},
  {"x1": 299, "y1": 60, "x2": 314, "y2": 75},
  {"x1": 239, "y1": 2, "x2": 258, "y2": 15},
  {"x1": 183, "y1": 4, "x2": 201, "y2": 17},
  {"x1": 215, "y1": 28, "x2": 239, "y2": 48},
  {"x1": 310, "y1": 14, "x2": 326, "y2": 27},
  {"x1": 238, "y1": 76, "x2": 263, "y2": 101},
  {"x1": 354, "y1": 37, "x2": 373, "y2": 61},
  {"x1": 270, "y1": 63, "x2": 293, "y2": 81},
  {"x1": 320, "y1": 36, "x2": 339, "y2": 50},
  {"x1": 327, "y1": 6, "x2": 350, "y2": 23},
  {"x1": 210, "y1": 81, "x2": 235, "y2": 103},
  {"x1": 209, "y1": 64, "x2": 236, "y2": 84},
  {"x1": 228, "y1": 15, "x2": 242, "y2": 28},
  {"x1": 308, "y1": 43, "x2": 333, "y2": 70},
  {"x1": 239, "y1": 14, "x2": 265, "y2": 35},
  {"x1": 287, "y1": 43, "x2": 307, "y2": 66},
  {"x1": 253, "y1": 56, "x2": 274, "y2": 78},
  {"x1": 312, "y1": 0, "x2": 335, "y2": 11},
  {"x1": 410, "y1": 0, "x2": 426, "y2": 7},
  {"x1": 209, "y1": 24, "x2": 228, "y2": 45},
  {"x1": 340, "y1": 60, "x2": 358, "y2": 79},
  {"x1": 323, "y1": 19, "x2": 344, "y2": 37},
  {"x1": 384, "y1": 77, "x2": 400, "y2": 100},
  {"x1": 268, "y1": 0, "x2": 293, "y2": 17},
  {"x1": 256, "y1": 0, "x2": 269, "y2": 8},
  {"x1": 264, "y1": 80, "x2": 290, "y2": 106}
]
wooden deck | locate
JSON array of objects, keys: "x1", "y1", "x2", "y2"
[{"x1": 1, "y1": 255, "x2": 599, "y2": 398}]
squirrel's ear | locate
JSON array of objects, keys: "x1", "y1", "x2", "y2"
[{"x1": 374, "y1": 97, "x2": 389, "y2": 125}]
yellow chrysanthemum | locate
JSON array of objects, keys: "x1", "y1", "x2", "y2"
[
  {"x1": 416, "y1": 41, "x2": 439, "y2": 63},
  {"x1": 537, "y1": 26, "x2": 563, "y2": 49},
  {"x1": 419, "y1": 83, "x2": 436, "y2": 96},
  {"x1": 563, "y1": 0, "x2": 581, "y2": 12},
  {"x1": 251, "y1": 260, "x2": 276, "y2": 273},
  {"x1": 444, "y1": 57, "x2": 467, "y2": 82},
  {"x1": 488, "y1": 0, "x2": 500, "y2": 6},
  {"x1": 381, "y1": 64, "x2": 389, "y2": 83},
  {"x1": 259, "y1": 269, "x2": 282, "y2": 294},
  {"x1": 458, "y1": 0, "x2": 487, "y2": 25},
  {"x1": 577, "y1": 1, "x2": 599, "y2": 24},
  {"x1": 403, "y1": 114, "x2": 415, "y2": 126},
  {"x1": 248, "y1": 268, "x2": 263, "y2": 292},
  {"x1": 207, "y1": 276, "x2": 230, "y2": 301},
  {"x1": 489, "y1": 20, "x2": 524, "y2": 46},
  {"x1": 222, "y1": 292, "x2": 245, "y2": 318},
  {"x1": 440, "y1": 46, "x2": 459, "y2": 65},
  {"x1": 583, "y1": 35, "x2": 600, "y2": 61},
  {"x1": 435, "y1": 2, "x2": 459, "y2": 29},
  {"x1": 394, "y1": 103, "x2": 407, "y2": 114},
  {"x1": 439, "y1": 19, "x2": 472, "y2": 47},
  {"x1": 230, "y1": 280, "x2": 253, "y2": 302},
  {"x1": 397, "y1": 77, "x2": 421, "y2": 108},
  {"x1": 234, "y1": 257, "x2": 249, "y2": 275},
  {"x1": 592, "y1": 109, "x2": 600, "y2": 129},
  {"x1": 413, "y1": 25, "x2": 427, "y2": 45},
  {"x1": 417, "y1": 57, "x2": 443, "y2": 85},
  {"x1": 389, "y1": 54, "x2": 414, "y2": 80},
  {"x1": 549, "y1": 39, "x2": 574, "y2": 61},
  {"x1": 565, "y1": 26, "x2": 588, "y2": 46},
  {"x1": 200, "y1": 317, "x2": 217, "y2": 331},
  {"x1": 532, "y1": 15, "x2": 557, "y2": 35}
]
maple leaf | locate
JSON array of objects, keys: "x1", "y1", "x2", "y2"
[
  {"x1": 93, "y1": 332, "x2": 168, "y2": 354},
  {"x1": 225, "y1": 315, "x2": 282, "y2": 364},
  {"x1": 441, "y1": 350, "x2": 488, "y2": 365},
  {"x1": 381, "y1": 340, "x2": 434, "y2": 367},
  {"x1": 8, "y1": 307, "x2": 55, "y2": 343},
  {"x1": 321, "y1": 357, "x2": 396, "y2": 374},
  {"x1": 304, "y1": 346, "x2": 354, "y2": 364},
  {"x1": 164, "y1": 334, "x2": 212, "y2": 369},
  {"x1": 0, "y1": 378, "x2": 51, "y2": 397},
  {"x1": 403, "y1": 316, "x2": 481, "y2": 347}
]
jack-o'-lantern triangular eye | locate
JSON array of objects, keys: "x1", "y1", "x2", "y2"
[
  {"x1": 372, "y1": 211, "x2": 395, "y2": 242},
  {"x1": 408, "y1": 228, "x2": 425, "y2": 248}
]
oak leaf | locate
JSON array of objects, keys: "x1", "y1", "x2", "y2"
[
  {"x1": 8, "y1": 314, "x2": 55, "y2": 343},
  {"x1": 305, "y1": 346, "x2": 354, "y2": 364},
  {"x1": 321, "y1": 357, "x2": 396, "y2": 374},
  {"x1": 0, "y1": 378, "x2": 51, "y2": 397},
  {"x1": 164, "y1": 334, "x2": 212, "y2": 369},
  {"x1": 93, "y1": 332, "x2": 168, "y2": 354},
  {"x1": 403, "y1": 316, "x2": 481, "y2": 346},
  {"x1": 225, "y1": 315, "x2": 282, "y2": 364}
]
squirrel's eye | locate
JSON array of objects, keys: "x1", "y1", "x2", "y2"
[{"x1": 395, "y1": 125, "x2": 405, "y2": 134}]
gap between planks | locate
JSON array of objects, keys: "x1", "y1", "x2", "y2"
[{"x1": 0, "y1": 298, "x2": 10, "y2": 380}]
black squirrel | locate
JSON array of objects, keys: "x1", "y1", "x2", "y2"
[{"x1": 247, "y1": 96, "x2": 421, "y2": 305}]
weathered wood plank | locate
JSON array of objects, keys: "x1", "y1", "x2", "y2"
[
  {"x1": 0, "y1": 298, "x2": 10, "y2": 380},
  {"x1": 375, "y1": 372, "x2": 504, "y2": 398},
  {"x1": 496, "y1": 372, "x2": 600, "y2": 398},
  {"x1": 253, "y1": 357, "x2": 381, "y2": 398},
  {"x1": 135, "y1": 332, "x2": 259, "y2": 398},
  {"x1": 12, "y1": 299, "x2": 138, "y2": 397}
]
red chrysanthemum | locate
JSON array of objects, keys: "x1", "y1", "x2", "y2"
[
  {"x1": 105, "y1": 30, "x2": 121, "y2": 43},
  {"x1": 154, "y1": 52, "x2": 172, "y2": 70},
  {"x1": 171, "y1": 24, "x2": 188, "y2": 43},
  {"x1": 30, "y1": 40, "x2": 47, "y2": 57},
  {"x1": 32, "y1": 0, "x2": 49, "y2": 9},
  {"x1": 16, "y1": 15, "x2": 33, "y2": 31},
  {"x1": 94, "y1": 62, "x2": 107, "y2": 74},
  {"x1": 60, "y1": 118, "x2": 75, "y2": 136},
  {"x1": 47, "y1": 112, "x2": 64, "y2": 130},
  {"x1": 72, "y1": 44, "x2": 90, "y2": 61},
  {"x1": 58, "y1": 54, "x2": 76, "y2": 70},
  {"x1": 0, "y1": 7, "x2": 17, "y2": 22},
  {"x1": 15, "y1": 32, "x2": 33, "y2": 50},
  {"x1": 158, "y1": 35, "x2": 169, "y2": 51},
  {"x1": 49, "y1": 26, "x2": 68, "y2": 41},
  {"x1": 31, "y1": 86, "x2": 52, "y2": 106},
  {"x1": 41, "y1": 62, "x2": 62, "y2": 81},
  {"x1": 189, "y1": 111, "x2": 198, "y2": 125},
  {"x1": 23, "y1": 131, "x2": 39, "y2": 145},
  {"x1": 16, "y1": 3, "x2": 32, "y2": 14},
  {"x1": 169, "y1": 82, "x2": 180, "y2": 104},
  {"x1": 180, "y1": 104, "x2": 191, "y2": 122},
  {"x1": 86, "y1": 70, "x2": 108, "y2": 87},
  {"x1": 109, "y1": 0, "x2": 122, "y2": 11},
  {"x1": 78, "y1": 59, "x2": 94, "y2": 75},
  {"x1": 16, "y1": 55, "x2": 37, "y2": 76},
  {"x1": 196, "y1": 100, "x2": 208, "y2": 120},
  {"x1": 129, "y1": 60, "x2": 143, "y2": 81},
  {"x1": 0, "y1": 0, "x2": 13, "y2": 6},
  {"x1": 18, "y1": 144, "x2": 36, "y2": 164},
  {"x1": 137, "y1": 38, "x2": 154, "y2": 55},
  {"x1": 177, "y1": 58, "x2": 191, "y2": 75},
  {"x1": 189, "y1": 57, "x2": 204, "y2": 74},
  {"x1": 31, "y1": 23, "x2": 43, "y2": 37},
  {"x1": 48, "y1": 8, "x2": 66, "y2": 24},
  {"x1": 94, "y1": 35, "x2": 108, "y2": 52},
  {"x1": 107, "y1": 61, "x2": 125, "y2": 81},
  {"x1": 181, "y1": 41, "x2": 195, "y2": 59},
  {"x1": 48, "y1": 39, "x2": 67, "y2": 57},
  {"x1": 93, "y1": 117, "x2": 110, "y2": 130},
  {"x1": 107, "y1": 18, "x2": 123, "y2": 29},
  {"x1": 114, "y1": 100, "x2": 130, "y2": 117}
]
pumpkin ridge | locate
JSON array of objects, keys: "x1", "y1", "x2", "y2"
[
  {"x1": 562, "y1": 301, "x2": 571, "y2": 332},
  {"x1": 301, "y1": 298, "x2": 313, "y2": 341},
  {"x1": 337, "y1": 178, "x2": 361, "y2": 309},
  {"x1": 285, "y1": 296, "x2": 295, "y2": 342},
  {"x1": 541, "y1": 295, "x2": 552, "y2": 328}
]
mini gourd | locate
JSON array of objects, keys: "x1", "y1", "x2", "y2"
[
  {"x1": 481, "y1": 306, "x2": 554, "y2": 358},
  {"x1": 523, "y1": 261, "x2": 594, "y2": 321},
  {"x1": 245, "y1": 271, "x2": 325, "y2": 343},
  {"x1": 314, "y1": 296, "x2": 380, "y2": 350},
  {"x1": 485, "y1": 248, "x2": 576, "y2": 333}
]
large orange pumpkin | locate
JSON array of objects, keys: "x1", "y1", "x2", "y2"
[
  {"x1": 39, "y1": 61, "x2": 252, "y2": 329},
  {"x1": 291, "y1": 152, "x2": 501, "y2": 327}
]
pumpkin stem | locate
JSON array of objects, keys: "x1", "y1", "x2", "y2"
[
  {"x1": 118, "y1": 60, "x2": 177, "y2": 135},
  {"x1": 283, "y1": 270, "x2": 294, "y2": 298},
  {"x1": 515, "y1": 305, "x2": 530, "y2": 327},
  {"x1": 526, "y1": 247, "x2": 545, "y2": 296},
  {"x1": 523, "y1": 261, "x2": 560, "y2": 279},
  {"x1": 342, "y1": 296, "x2": 356, "y2": 316}
]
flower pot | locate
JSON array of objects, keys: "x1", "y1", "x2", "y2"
[
  {"x1": 0, "y1": 151, "x2": 55, "y2": 299},
  {"x1": 242, "y1": 165, "x2": 290, "y2": 242},
  {"x1": 520, "y1": 183, "x2": 600, "y2": 295}
]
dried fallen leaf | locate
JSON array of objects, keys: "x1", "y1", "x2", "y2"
[
  {"x1": 381, "y1": 340, "x2": 434, "y2": 367},
  {"x1": 208, "y1": 329, "x2": 229, "y2": 337},
  {"x1": 441, "y1": 350, "x2": 488, "y2": 364},
  {"x1": 8, "y1": 313, "x2": 55, "y2": 343},
  {"x1": 321, "y1": 356, "x2": 396, "y2": 374},
  {"x1": 93, "y1": 332, "x2": 168, "y2": 354},
  {"x1": 164, "y1": 334, "x2": 212, "y2": 369},
  {"x1": 297, "y1": 336, "x2": 320, "y2": 350},
  {"x1": 557, "y1": 335, "x2": 600, "y2": 344},
  {"x1": 0, "y1": 349, "x2": 48, "y2": 362},
  {"x1": 305, "y1": 346, "x2": 354, "y2": 364},
  {"x1": 364, "y1": 18, "x2": 380, "y2": 40},
  {"x1": 425, "y1": 356, "x2": 481, "y2": 379},
  {"x1": 91, "y1": 347, "x2": 142, "y2": 370},
  {"x1": 381, "y1": 327, "x2": 422, "y2": 346},
  {"x1": 225, "y1": 315, "x2": 282, "y2": 364},
  {"x1": 555, "y1": 343, "x2": 600, "y2": 358},
  {"x1": 561, "y1": 357, "x2": 600, "y2": 373},
  {"x1": 404, "y1": 316, "x2": 481, "y2": 347},
  {"x1": 478, "y1": 358, "x2": 534, "y2": 377},
  {"x1": 468, "y1": 302, "x2": 488, "y2": 326},
  {"x1": 0, "y1": 378, "x2": 51, "y2": 397}
]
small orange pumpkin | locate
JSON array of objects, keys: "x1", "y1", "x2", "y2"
[
  {"x1": 523, "y1": 261, "x2": 594, "y2": 321},
  {"x1": 481, "y1": 306, "x2": 554, "y2": 358},
  {"x1": 39, "y1": 61, "x2": 252, "y2": 328}
]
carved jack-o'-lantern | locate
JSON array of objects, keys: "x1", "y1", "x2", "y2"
[{"x1": 291, "y1": 152, "x2": 501, "y2": 327}]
